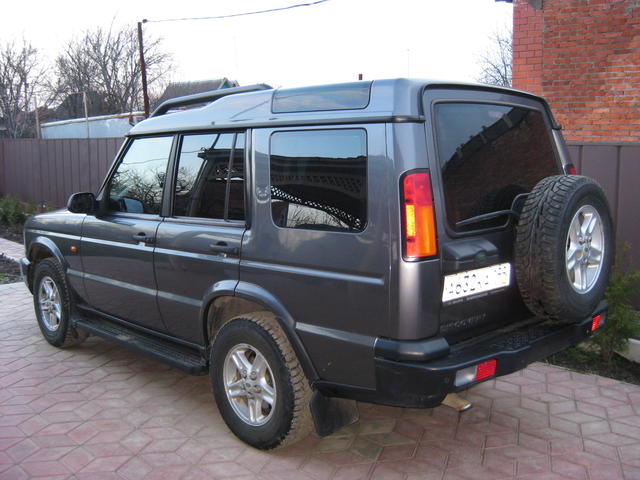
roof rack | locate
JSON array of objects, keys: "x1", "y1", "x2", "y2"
[{"x1": 150, "y1": 83, "x2": 273, "y2": 118}]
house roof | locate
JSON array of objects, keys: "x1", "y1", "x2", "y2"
[{"x1": 154, "y1": 78, "x2": 238, "y2": 107}]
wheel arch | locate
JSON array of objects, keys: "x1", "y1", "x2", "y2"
[
  {"x1": 201, "y1": 280, "x2": 319, "y2": 382},
  {"x1": 26, "y1": 237, "x2": 67, "y2": 290}
]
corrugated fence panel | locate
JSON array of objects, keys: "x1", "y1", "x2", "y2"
[
  {"x1": 0, "y1": 139, "x2": 4, "y2": 195},
  {"x1": 617, "y1": 145, "x2": 640, "y2": 258},
  {"x1": 0, "y1": 138, "x2": 123, "y2": 207},
  {"x1": 580, "y1": 145, "x2": 619, "y2": 221}
]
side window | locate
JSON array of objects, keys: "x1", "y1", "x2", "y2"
[
  {"x1": 173, "y1": 132, "x2": 245, "y2": 220},
  {"x1": 270, "y1": 129, "x2": 367, "y2": 232},
  {"x1": 108, "y1": 136, "x2": 173, "y2": 215}
]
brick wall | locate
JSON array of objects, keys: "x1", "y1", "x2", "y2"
[{"x1": 512, "y1": 0, "x2": 640, "y2": 142}]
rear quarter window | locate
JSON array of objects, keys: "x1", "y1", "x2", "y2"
[
  {"x1": 434, "y1": 102, "x2": 560, "y2": 232},
  {"x1": 269, "y1": 129, "x2": 367, "y2": 232}
]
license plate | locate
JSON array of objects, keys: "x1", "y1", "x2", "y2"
[{"x1": 442, "y1": 263, "x2": 511, "y2": 303}]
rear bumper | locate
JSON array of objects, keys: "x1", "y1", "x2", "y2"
[{"x1": 316, "y1": 302, "x2": 607, "y2": 408}]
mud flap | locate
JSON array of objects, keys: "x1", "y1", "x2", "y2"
[{"x1": 310, "y1": 391, "x2": 359, "y2": 437}]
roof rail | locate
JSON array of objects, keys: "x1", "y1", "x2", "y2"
[{"x1": 150, "y1": 83, "x2": 273, "y2": 118}]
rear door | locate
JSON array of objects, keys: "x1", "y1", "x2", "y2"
[
  {"x1": 153, "y1": 132, "x2": 246, "y2": 344},
  {"x1": 423, "y1": 88, "x2": 563, "y2": 342},
  {"x1": 81, "y1": 135, "x2": 174, "y2": 331}
]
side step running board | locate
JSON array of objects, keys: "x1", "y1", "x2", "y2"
[{"x1": 74, "y1": 316, "x2": 208, "y2": 375}]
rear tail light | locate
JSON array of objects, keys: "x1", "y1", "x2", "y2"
[
  {"x1": 591, "y1": 314, "x2": 602, "y2": 331},
  {"x1": 455, "y1": 359, "x2": 497, "y2": 387},
  {"x1": 565, "y1": 164, "x2": 577, "y2": 175},
  {"x1": 401, "y1": 171, "x2": 437, "y2": 259}
]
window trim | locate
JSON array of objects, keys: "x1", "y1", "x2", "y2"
[
  {"x1": 268, "y1": 127, "x2": 369, "y2": 234},
  {"x1": 101, "y1": 134, "x2": 177, "y2": 219},
  {"x1": 166, "y1": 130, "x2": 248, "y2": 225}
]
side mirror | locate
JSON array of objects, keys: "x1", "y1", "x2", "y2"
[{"x1": 67, "y1": 192, "x2": 96, "y2": 214}]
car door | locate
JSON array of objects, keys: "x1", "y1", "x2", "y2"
[
  {"x1": 153, "y1": 132, "x2": 246, "y2": 344},
  {"x1": 81, "y1": 135, "x2": 174, "y2": 332}
]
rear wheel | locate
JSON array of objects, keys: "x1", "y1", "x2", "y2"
[
  {"x1": 514, "y1": 175, "x2": 613, "y2": 322},
  {"x1": 210, "y1": 312, "x2": 312, "y2": 449}
]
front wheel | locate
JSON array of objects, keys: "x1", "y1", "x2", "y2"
[
  {"x1": 210, "y1": 312, "x2": 312, "y2": 449},
  {"x1": 33, "y1": 259, "x2": 88, "y2": 347}
]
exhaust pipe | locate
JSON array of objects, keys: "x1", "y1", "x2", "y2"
[{"x1": 441, "y1": 393, "x2": 472, "y2": 412}]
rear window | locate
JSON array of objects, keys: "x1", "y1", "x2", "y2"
[{"x1": 434, "y1": 102, "x2": 559, "y2": 232}]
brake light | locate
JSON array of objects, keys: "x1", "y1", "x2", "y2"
[
  {"x1": 591, "y1": 314, "x2": 602, "y2": 331},
  {"x1": 401, "y1": 172, "x2": 437, "y2": 259},
  {"x1": 475, "y1": 359, "x2": 497, "y2": 381}
]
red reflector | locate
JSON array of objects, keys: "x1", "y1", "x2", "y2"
[
  {"x1": 475, "y1": 359, "x2": 497, "y2": 381},
  {"x1": 402, "y1": 172, "x2": 437, "y2": 259},
  {"x1": 591, "y1": 314, "x2": 602, "y2": 331},
  {"x1": 568, "y1": 165, "x2": 577, "y2": 175}
]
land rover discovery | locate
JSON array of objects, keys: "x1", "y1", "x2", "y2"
[{"x1": 20, "y1": 79, "x2": 613, "y2": 449}]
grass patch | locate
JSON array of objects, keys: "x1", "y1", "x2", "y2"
[{"x1": 546, "y1": 346, "x2": 640, "y2": 385}]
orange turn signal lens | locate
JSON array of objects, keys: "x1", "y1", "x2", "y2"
[{"x1": 402, "y1": 172, "x2": 437, "y2": 259}]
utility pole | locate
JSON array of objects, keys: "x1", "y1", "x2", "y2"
[
  {"x1": 137, "y1": 21, "x2": 150, "y2": 117},
  {"x1": 34, "y1": 94, "x2": 41, "y2": 139},
  {"x1": 82, "y1": 91, "x2": 90, "y2": 138}
]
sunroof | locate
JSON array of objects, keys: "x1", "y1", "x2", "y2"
[{"x1": 272, "y1": 82, "x2": 372, "y2": 113}]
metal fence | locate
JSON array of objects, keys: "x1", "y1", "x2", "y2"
[
  {"x1": 0, "y1": 138, "x2": 123, "y2": 208},
  {"x1": 0, "y1": 137, "x2": 638, "y2": 264}
]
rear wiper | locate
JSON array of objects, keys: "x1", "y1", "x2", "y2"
[
  {"x1": 455, "y1": 193, "x2": 528, "y2": 229},
  {"x1": 455, "y1": 209, "x2": 518, "y2": 228}
]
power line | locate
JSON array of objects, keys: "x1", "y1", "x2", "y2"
[{"x1": 143, "y1": 0, "x2": 331, "y2": 24}]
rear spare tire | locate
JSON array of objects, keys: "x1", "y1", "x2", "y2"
[{"x1": 515, "y1": 175, "x2": 613, "y2": 322}]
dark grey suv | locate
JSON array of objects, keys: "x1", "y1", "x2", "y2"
[{"x1": 20, "y1": 79, "x2": 613, "y2": 449}]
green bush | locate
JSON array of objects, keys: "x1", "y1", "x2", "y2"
[
  {"x1": 0, "y1": 196, "x2": 36, "y2": 227},
  {"x1": 591, "y1": 244, "x2": 640, "y2": 363}
]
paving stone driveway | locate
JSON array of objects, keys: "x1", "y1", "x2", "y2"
[{"x1": 2, "y1": 282, "x2": 640, "y2": 480}]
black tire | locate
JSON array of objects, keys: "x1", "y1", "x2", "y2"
[
  {"x1": 515, "y1": 175, "x2": 613, "y2": 322},
  {"x1": 33, "y1": 259, "x2": 88, "y2": 348},
  {"x1": 210, "y1": 312, "x2": 312, "y2": 449}
]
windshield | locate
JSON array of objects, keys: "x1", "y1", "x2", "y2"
[{"x1": 434, "y1": 102, "x2": 560, "y2": 232}]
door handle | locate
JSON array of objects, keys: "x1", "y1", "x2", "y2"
[
  {"x1": 209, "y1": 242, "x2": 239, "y2": 255},
  {"x1": 132, "y1": 232, "x2": 155, "y2": 244}
]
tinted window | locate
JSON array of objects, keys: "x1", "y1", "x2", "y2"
[
  {"x1": 173, "y1": 132, "x2": 245, "y2": 220},
  {"x1": 270, "y1": 129, "x2": 367, "y2": 232},
  {"x1": 108, "y1": 136, "x2": 173, "y2": 214},
  {"x1": 272, "y1": 82, "x2": 371, "y2": 113},
  {"x1": 434, "y1": 103, "x2": 559, "y2": 231}
]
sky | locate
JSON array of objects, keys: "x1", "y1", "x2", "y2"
[{"x1": 1, "y1": 0, "x2": 512, "y2": 90}]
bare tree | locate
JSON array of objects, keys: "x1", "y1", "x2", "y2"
[
  {"x1": 51, "y1": 24, "x2": 171, "y2": 117},
  {"x1": 477, "y1": 26, "x2": 512, "y2": 87},
  {"x1": 0, "y1": 39, "x2": 45, "y2": 137}
]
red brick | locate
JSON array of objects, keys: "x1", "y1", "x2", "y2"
[{"x1": 513, "y1": 0, "x2": 640, "y2": 141}]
